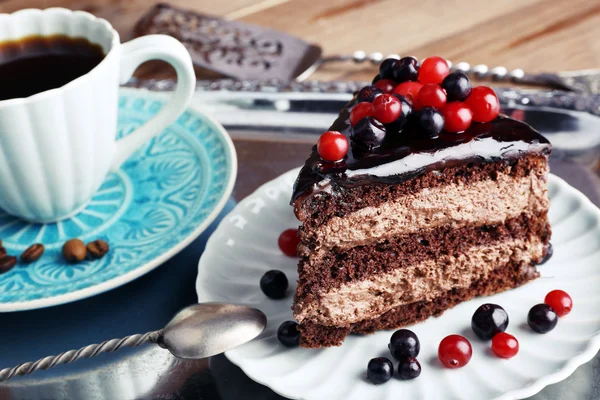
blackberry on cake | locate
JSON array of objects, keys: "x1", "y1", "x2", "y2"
[{"x1": 290, "y1": 56, "x2": 551, "y2": 348}]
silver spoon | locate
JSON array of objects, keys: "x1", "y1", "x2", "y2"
[{"x1": 0, "y1": 303, "x2": 267, "y2": 382}]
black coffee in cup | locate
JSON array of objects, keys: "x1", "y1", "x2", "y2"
[{"x1": 0, "y1": 34, "x2": 105, "y2": 101}]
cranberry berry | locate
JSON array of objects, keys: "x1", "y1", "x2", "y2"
[
  {"x1": 317, "y1": 131, "x2": 348, "y2": 161},
  {"x1": 417, "y1": 84, "x2": 447, "y2": 110},
  {"x1": 367, "y1": 357, "x2": 394, "y2": 384},
  {"x1": 389, "y1": 329, "x2": 420, "y2": 359},
  {"x1": 387, "y1": 94, "x2": 413, "y2": 131},
  {"x1": 528, "y1": 303, "x2": 558, "y2": 333},
  {"x1": 352, "y1": 117, "x2": 387, "y2": 149},
  {"x1": 392, "y1": 56, "x2": 419, "y2": 83},
  {"x1": 277, "y1": 321, "x2": 300, "y2": 347},
  {"x1": 357, "y1": 85, "x2": 383, "y2": 103},
  {"x1": 491, "y1": 332, "x2": 519, "y2": 359},
  {"x1": 350, "y1": 102, "x2": 374, "y2": 126},
  {"x1": 398, "y1": 357, "x2": 421, "y2": 380},
  {"x1": 544, "y1": 290, "x2": 573, "y2": 317},
  {"x1": 471, "y1": 303, "x2": 509, "y2": 340},
  {"x1": 466, "y1": 86, "x2": 500, "y2": 123},
  {"x1": 442, "y1": 102, "x2": 473, "y2": 133},
  {"x1": 442, "y1": 72, "x2": 472, "y2": 101},
  {"x1": 438, "y1": 334, "x2": 472, "y2": 369},
  {"x1": 379, "y1": 58, "x2": 398, "y2": 80},
  {"x1": 413, "y1": 107, "x2": 444, "y2": 138},
  {"x1": 260, "y1": 270, "x2": 288, "y2": 299},
  {"x1": 418, "y1": 56, "x2": 450, "y2": 85},
  {"x1": 374, "y1": 79, "x2": 396, "y2": 94},
  {"x1": 393, "y1": 81, "x2": 423, "y2": 103},
  {"x1": 278, "y1": 229, "x2": 300, "y2": 257},
  {"x1": 372, "y1": 94, "x2": 402, "y2": 124}
]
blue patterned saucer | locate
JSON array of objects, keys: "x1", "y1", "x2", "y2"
[{"x1": 0, "y1": 89, "x2": 236, "y2": 312}]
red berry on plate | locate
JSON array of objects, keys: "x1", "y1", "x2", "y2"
[
  {"x1": 372, "y1": 94, "x2": 402, "y2": 124},
  {"x1": 442, "y1": 102, "x2": 473, "y2": 133},
  {"x1": 317, "y1": 131, "x2": 349, "y2": 161},
  {"x1": 544, "y1": 290, "x2": 573, "y2": 317},
  {"x1": 278, "y1": 229, "x2": 300, "y2": 257},
  {"x1": 417, "y1": 84, "x2": 447, "y2": 110},
  {"x1": 350, "y1": 102, "x2": 374, "y2": 126},
  {"x1": 438, "y1": 334, "x2": 472, "y2": 369},
  {"x1": 393, "y1": 81, "x2": 423, "y2": 103},
  {"x1": 418, "y1": 56, "x2": 450, "y2": 84},
  {"x1": 465, "y1": 86, "x2": 500, "y2": 123},
  {"x1": 374, "y1": 79, "x2": 396, "y2": 94},
  {"x1": 491, "y1": 332, "x2": 519, "y2": 359}
]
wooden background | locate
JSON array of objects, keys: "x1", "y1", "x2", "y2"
[{"x1": 1, "y1": 0, "x2": 599, "y2": 81}]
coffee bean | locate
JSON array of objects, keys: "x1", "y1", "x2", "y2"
[
  {"x1": 0, "y1": 247, "x2": 6, "y2": 257},
  {"x1": 21, "y1": 243, "x2": 44, "y2": 263},
  {"x1": 0, "y1": 255, "x2": 17, "y2": 273},
  {"x1": 87, "y1": 239, "x2": 109, "y2": 259},
  {"x1": 63, "y1": 239, "x2": 86, "y2": 263}
]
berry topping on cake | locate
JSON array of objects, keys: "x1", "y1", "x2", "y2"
[
  {"x1": 352, "y1": 116, "x2": 387, "y2": 149},
  {"x1": 372, "y1": 94, "x2": 402, "y2": 124},
  {"x1": 413, "y1": 107, "x2": 444, "y2": 138},
  {"x1": 357, "y1": 85, "x2": 383, "y2": 103},
  {"x1": 379, "y1": 58, "x2": 398, "y2": 80},
  {"x1": 350, "y1": 102, "x2": 374, "y2": 126},
  {"x1": 544, "y1": 290, "x2": 572, "y2": 317},
  {"x1": 528, "y1": 304, "x2": 558, "y2": 333},
  {"x1": 442, "y1": 102, "x2": 473, "y2": 133},
  {"x1": 398, "y1": 357, "x2": 421, "y2": 380},
  {"x1": 317, "y1": 131, "x2": 349, "y2": 161},
  {"x1": 389, "y1": 329, "x2": 420, "y2": 359},
  {"x1": 416, "y1": 83, "x2": 447, "y2": 110},
  {"x1": 466, "y1": 86, "x2": 500, "y2": 123},
  {"x1": 374, "y1": 78, "x2": 396, "y2": 94},
  {"x1": 277, "y1": 321, "x2": 301, "y2": 347},
  {"x1": 442, "y1": 72, "x2": 472, "y2": 101},
  {"x1": 392, "y1": 56, "x2": 419, "y2": 82},
  {"x1": 491, "y1": 332, "x2": 519, "y2": 359},
  {"x1": 367, "y1": 357, "x2": 394, "y2": 384},
  {"x1": 388, "y1": 94, "x2": 413, "y2": 131},
  {"x1": 418, "y1": 56, "x2": 450, "y2": 84},
  {"x1": 471, "y1": 303, "x2": 509, "y2": 340},
  {"x1": 438, "y1": 335, "x2": 472, "y2": 369},
  {"x1": 393, "y1": 81, "x2": 423, "y2": 103}
]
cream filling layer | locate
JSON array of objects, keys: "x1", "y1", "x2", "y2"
[
  {"x1": 308, "y1": 169, "x2": 548, "y2": 252},
  {"x1": 294, "y1": 238, "x2": 544, "y2": 326}
]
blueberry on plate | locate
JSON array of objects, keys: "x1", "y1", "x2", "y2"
[
  {"x1": 260, "y1": 270, "x2": 288, "y2": 299},
  {"x1": 528, "y1": 304, "x2": 558, "y2": 333},
  {"x1": 398, "y1": 357, "x2": 421, "y2": 380},
  {"x1": 471, "y1": 303, "x2": 509, "y2": 340},
  {"x1": 389, "y1": 329, "x2": 420, "y2": 359},
  {"x1": 277, "y1": 321, "x2": 301, "y2": 347},
  {"x1": 367, "y1": 357, "x2": 394, "y2": 384}
]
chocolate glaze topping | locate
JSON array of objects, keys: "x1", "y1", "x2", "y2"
[{"x1": 291, "y1": 100, "x2": 551, "y2": 203}]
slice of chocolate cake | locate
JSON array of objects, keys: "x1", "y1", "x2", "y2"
[{"x1": 291, "y1": 56, "x2": 551, "y2": 348}]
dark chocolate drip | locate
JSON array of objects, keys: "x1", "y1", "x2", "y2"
[{"x1": 291, "y1": 100, "x2": 551, "y2": 203}]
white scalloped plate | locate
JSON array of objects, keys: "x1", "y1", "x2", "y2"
[{"x1": 197, "y1": 168, "x2": 600, "y2": 400}]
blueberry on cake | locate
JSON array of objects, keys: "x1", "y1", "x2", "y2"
[{"x1": 291, "y1": 56, "x2": 551, "y2": 348}]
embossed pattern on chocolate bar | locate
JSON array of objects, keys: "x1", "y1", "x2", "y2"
[{"x1": 134, "y1": 4, "x2": 322, "y2": 81}]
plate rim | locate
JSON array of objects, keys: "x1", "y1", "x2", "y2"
[
  {"x1": 197, "y1": 167, "x2": 600, "y2": 400},
  {"x1": 0, "y1": 88, "x2": 237, "y2": 312}
]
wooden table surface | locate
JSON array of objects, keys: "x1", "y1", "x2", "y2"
[{"x1": 1, "y1": 0, "x2": 599, "y2": 81}]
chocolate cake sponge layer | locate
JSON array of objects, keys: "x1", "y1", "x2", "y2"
[
  {"x1": 298, "y1": 259, "x2": 537, "y2": 348},
  {"x1": 296, "y1": 212, "x2": 550, "y2": 299},
  {"x1": 294, "y1": 154, "x2": 548, "y2": 230}
]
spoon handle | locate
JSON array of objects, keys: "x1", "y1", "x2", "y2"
[{"x1": 0, "y1": 330, "x2": 162, "y2": 382}]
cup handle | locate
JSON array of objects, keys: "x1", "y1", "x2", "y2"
[{"x1": 110, "y1": 35, "x2": 196, "y2": 171}]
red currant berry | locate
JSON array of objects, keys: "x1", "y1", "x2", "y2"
[
  {"x1": 317, "y1": 131, "x2": 349, "y2": 161},
  {"x1": 491, "y1": 332, "x2": 519, "y2": 359},
  {"x1": 372, "y1": 94, "x2": 401, "y2": 124},
  {"x1": 417, "y1": 84, "x2": 447, "y2": 110},
  {"x1": 278, "y1": 229, "x2": 300, "y2": 257},
  {"x1": 438, "y1": 334, "x2": 472, "y2": 369},
  {"x1": 350, "y1": 102, "x2": 373, "y2": 126},
  {"x1": 374, "y1": 79, "x2": 396, "y2": 94},
  {"x1": 465, "y1": 86, "x2": 500, "y2": 123},
  {"x1": 418, "y1": 56, "x2": 450, "y2": 85},
  {"x1": 393, "y1": 81, "x2": 423, "y2": 103},
  {"x1": 442, "y1": 102, "x2": 473, "y2": 133},
  {"x1": 544, "y1": 290, "x2": 573, "y2": 317}
]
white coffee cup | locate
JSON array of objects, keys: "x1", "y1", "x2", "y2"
[{"x1": 0, "y1": 8, "x2": 196, "y2": 223}]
